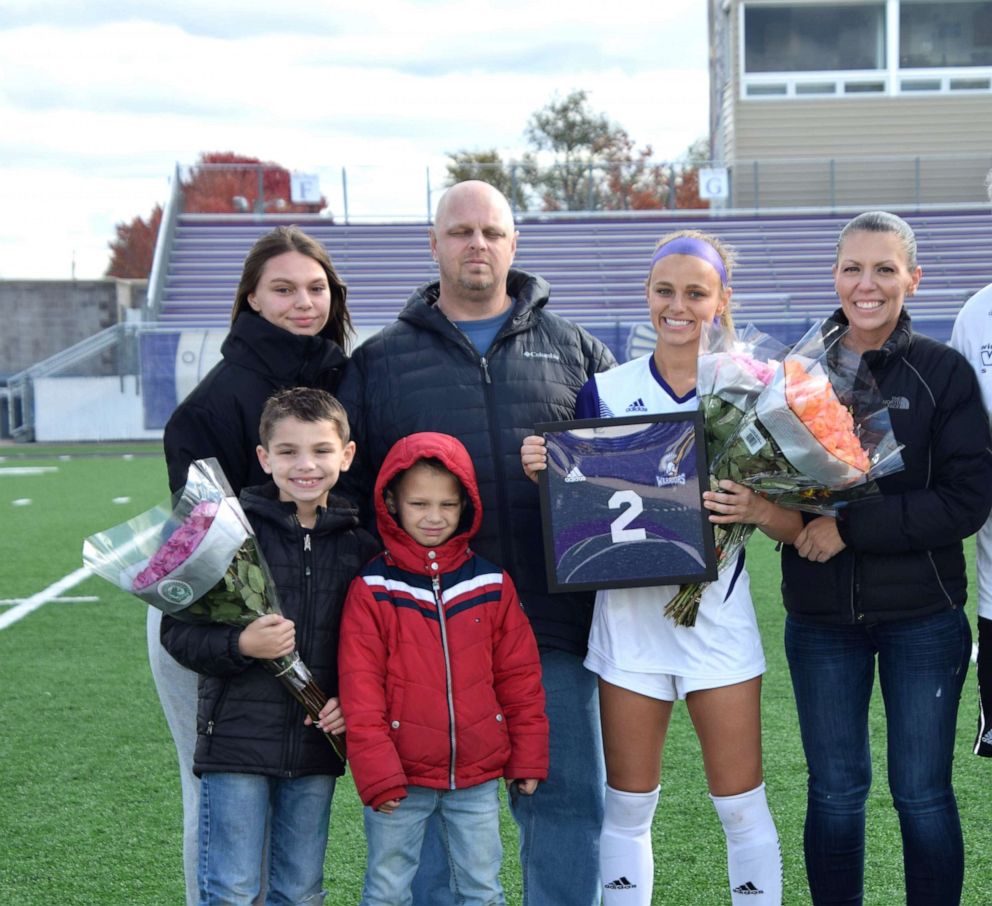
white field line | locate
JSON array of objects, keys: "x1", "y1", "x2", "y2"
[
  {"x1": 0, "y1": 566, "x2": 92, "y2": 631},
  {"x1": 0, "y1": 596, "x2": 98, "y2": 605},
  {"x1": 0, "y1": 466, "x2": 59, "y2": 476}
]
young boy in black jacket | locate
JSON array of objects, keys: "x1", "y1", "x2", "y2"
[{"x1": 161, "y1": 387, "x2": 377, "y2": 905}]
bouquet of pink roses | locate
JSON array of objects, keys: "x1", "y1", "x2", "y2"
[
  {"x1": 685, "y1": 324, "x2": 787, "y2": 616},
  {"x1": 667, "y1": 319, "x2": 904, "y2": 627},
  {"x1": 83, "y1": 458, "x2": 345, "y2": 762}
]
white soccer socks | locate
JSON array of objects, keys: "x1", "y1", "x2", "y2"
[
  {"x1": 710, "y1": 782, "x2": 782, "y2": 905},
  {"x1": 600, "y1": 784, "x2": 659, "y2": 905}
]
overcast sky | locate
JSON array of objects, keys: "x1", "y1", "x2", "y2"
[{"x1": 0, "y1": 1, "x2": 710, "y2": 280}]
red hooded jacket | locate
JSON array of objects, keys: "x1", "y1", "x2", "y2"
[{"x1": 338, "y1": 432, "x2": 548, "y2": 810}]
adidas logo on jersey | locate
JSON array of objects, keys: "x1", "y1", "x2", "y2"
[
  {"x1": 604, "y1": 877, "x2": 637, "y2": 890},
  {"x1": 564, "y1": 466, "x2": 586, "y2": 483},
  {"x1": 732, "y1": 881, "x2": 764, "y2": 895},
  {"x1": 625, "y1": 397, "x2": 648, "y2": 412},
  {"x1": 982, "y1": 728, "x2": 992, "y2": 746}
]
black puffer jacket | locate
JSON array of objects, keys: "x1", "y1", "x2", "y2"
[
  {"x1": 781, "y1": 309, "x2": 992, "y2": 624},
  {"x1": 160, "y1": 483, "x2": 378, "y2": 778},
  {"x1": 337, "y1": 269, "x2": 616, "y2": 653},
  {"x1": 163, "y1": 313, "x2": 348, "y2": 494}
]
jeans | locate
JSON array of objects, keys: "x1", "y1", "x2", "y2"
[
  {"x1": 784, "y1": 608, "x2": 971, "y2": 906},
  {"x1": 198, "y1": 772, "x2": 334, "y2": 906},
  {"x1": 412, "y1": 649, "x2": 605, "y2": 906},
  {"x1": 148, "y1": 607, "x2": 201, "y2": 906},
  {"x1": 361, "y1": 781, "x2": 505, "y2": 906}
]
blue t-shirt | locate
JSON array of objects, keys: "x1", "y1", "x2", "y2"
[{"x1": 454, "y1": 309, "x2": 513, "y2": 355}]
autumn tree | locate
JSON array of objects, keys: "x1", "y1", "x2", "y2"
[
  {"x1": 524, "y1": 90, "x2": 633, "y2": 211},
  {"x1": 106, "y1": 204, "x2": 163, "y2": 278},
  {"x1": 600, "y1": 133, "x2": 668, "y2": 211},
  {"x1": 183, "y1": 151, "x2": 326, "y2": 215},
  {"x1": 105, "y1": 151, "x2": 327, "y2": 278},
  {"x1": 445, "y1": 91, "x2": 711, "y2": 213}
]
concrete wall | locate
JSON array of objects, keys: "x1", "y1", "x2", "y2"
[
  {"x1": 33, "y1": 376, "x2": 162, "y2": 442},
  {"x1": 0, "y1": 279, "x2": 147, "y2": 377}
]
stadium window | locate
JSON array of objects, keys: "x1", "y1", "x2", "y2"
[
  {"x1": 899, "y1": 1, "x2": 992, "y2": 68},
  {"x1": 745, "y1": 83, "x2": 790, "y2": 95},
  {"x1": 843, "y1": 80, "x2": 887, "y2": 92},
  {"x1": 743, "y1": 3, "x2": 886, "y2": 73},
  {"x1": 949, "y1": 77, "x2": 992, "y2": 89},
  {"x1": 796, "y1": 82, "x2": 839, "y2": 94},
  {"x1": 900, "y1": 78, "x2": 943, "y2": 90}
]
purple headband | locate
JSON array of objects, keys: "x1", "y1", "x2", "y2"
[{"x1": 650, "y1": 237, "x2": 728, "y2": 286}]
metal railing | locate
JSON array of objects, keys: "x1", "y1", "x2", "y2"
[
  {"x1": 146, "y1": 163, "x2": 184, "y2": 320},
  {"x1": 4, "y1": 323, "x2": 146, "y2": 441},
  {"x1": 165, "y1": 154, "x2": 992, "y2": 224}
]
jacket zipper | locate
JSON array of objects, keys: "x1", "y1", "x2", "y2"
[
  {"x1": 287, "y1": 521, "x2": 314, "y2": 769},
  {"x1": 478, "y1": 354, "x2": 512, "y2": 566},
  {"x1": 444, "y1": 310, "x2": 519, "y2": 569},
  {"x1": 432, "y1": 574, "x2": 458, "y2": 789},
  {"x1": 205, "y1": 680, "x2": 230, "y2": 753},
  {"x1": 850, "y1": 555, "x2": 858, "y2": 622}
]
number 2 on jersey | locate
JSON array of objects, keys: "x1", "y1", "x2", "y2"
[{"x1": 609, "y1": 490, "x2": 647, "y2": 543}]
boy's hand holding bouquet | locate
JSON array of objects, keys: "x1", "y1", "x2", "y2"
[{"x1": 83, "y1": 457, "x2": 346, "y2": 761}]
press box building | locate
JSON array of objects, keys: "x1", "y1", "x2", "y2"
[{"x1": 708, "y1": 0, "x2": 992, "y2": 208}]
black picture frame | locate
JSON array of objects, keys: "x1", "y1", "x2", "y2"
[{"x1": 536, "y1": 411, "x2": 717, "y2": 593}]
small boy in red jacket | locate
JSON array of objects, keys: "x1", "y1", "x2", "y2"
[{"x1": 337, "y1": 431, "x2": 548, "y2": 906}]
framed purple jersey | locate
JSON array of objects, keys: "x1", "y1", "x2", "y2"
[{"x1": 536, "y1": 412, "x2": 717, "y2": 593}]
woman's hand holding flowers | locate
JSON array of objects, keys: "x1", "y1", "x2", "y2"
[
  {"x1": 704, "y1": 480, "x2": 769, "y2": 525},
  {"x1": 704, "y1": 479, "x2": 804, "y2": 544},
  {"x1": 794, "y1": 516, "x2": 846, "y2": 562}
]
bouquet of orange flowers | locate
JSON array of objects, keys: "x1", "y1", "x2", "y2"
[
  {"x1": 715, "y1": 320, "x2": 903, "y2": 496},
  {"x1": 666, "y1": 319, "x2": 904, "y2": 626}
]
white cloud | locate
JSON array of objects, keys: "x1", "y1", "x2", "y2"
[{"x1": 0, "y1": 1, "x2": 710, "y2": 279}]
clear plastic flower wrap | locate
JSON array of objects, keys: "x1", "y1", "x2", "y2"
[
  {"x1": 666, "y1": 319, "x2": 905, "y2": 627},
  {"x1": 666, "y1": 324, "x2": 786, "y2": 627},
  {"x1": 696, "y1": 323, "x2": 788, "y2": 466},
  {"x1": 709, "y1": 319, "x2": 904, "y2": 496},
  {"x1": 82, "y1": 458, "x2": 345, "y2": 762}
]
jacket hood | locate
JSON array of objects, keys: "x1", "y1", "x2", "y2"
[
  {"x1": 374, "y1": 433, "x2": 483, "y2": 572},
  {"x1": 223, "y1": 313, "x2": 348, "y2": 385},
  {"x1": 400, "y1": 268, "x2": 551, "y2": 324}
]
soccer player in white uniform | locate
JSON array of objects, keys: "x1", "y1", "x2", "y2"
[
  {"x1": 949, "y1": 255, "x2": 992, "y2": 757},
  {"x1": 522, "y1": 232, "x2": 800, "y2": 905}
]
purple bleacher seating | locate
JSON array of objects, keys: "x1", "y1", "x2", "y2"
[{"x1": 158, "y1": 210, "x2": 992, "y2": 346}]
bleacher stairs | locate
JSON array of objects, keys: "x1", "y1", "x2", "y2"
[{"x1": 158, "y1": 210, "x2": 992, "y2": 354}]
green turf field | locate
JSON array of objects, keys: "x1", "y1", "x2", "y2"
[{"x1": 1, "y1": 443, "x2": 989, "y2": 904}]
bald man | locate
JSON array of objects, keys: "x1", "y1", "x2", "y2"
[{"x1": 338, "y1": 180, "x2": 616, "y2": 906}]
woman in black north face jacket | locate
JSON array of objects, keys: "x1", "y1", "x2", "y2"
[{"x1": 777, "y1": 212, "x2": 992, "y2": 906}]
